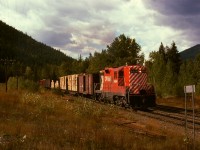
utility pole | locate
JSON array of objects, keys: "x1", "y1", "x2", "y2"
[{"x1": 0, "y1": 59, "x2": 15, "y2": 92}]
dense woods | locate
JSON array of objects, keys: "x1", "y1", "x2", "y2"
[
  {"x1": 1, "y1": 20, "x2": 200, "y2": 97},
  {"x1": 146, "y1": 42, "x2": 200, "y2": 97}
]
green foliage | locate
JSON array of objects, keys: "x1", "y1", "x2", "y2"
[
  {"x1": 8, "y1": 77, "x2": 39, "y2": 92},
  {"x1": 166, "y1": 42, "x2": 181, "y2": 74},
  {"x1": 146, "y1": 42, "x2": 181, "y2": 98},
  {"x1": 107, "y1": 34, "x2": 143, "y2": 66},
  {"x1": 147, "y1": 42, "x2": 200, "y2": 97},
  {"x1": 86, "y1": 34, "x2": 143, "y2": 73},
  {"x1": 86, "y1": 50, "x2": 111, "y2": 73}
]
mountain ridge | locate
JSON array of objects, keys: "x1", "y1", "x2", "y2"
[{"x1": 179, "y1": 44, "x2": 200, "y2": 60}]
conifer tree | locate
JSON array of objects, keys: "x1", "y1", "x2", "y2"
[
  {"x1": 158, "y1": 42, "x2": 166, "y2": 63},
  {"x1": 166, "y1": 41, "x2": 181, "y2": 74},
  {"x1": 162, "y1": 60, "x2": 178, "y2": 96},
  {"x1": 193, "y1": 54, "x2": 200, "y2": 85}
]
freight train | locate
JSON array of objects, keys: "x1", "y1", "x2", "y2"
[{"x1": 40, "y1": 65, "x2": 156, "y2": 109}]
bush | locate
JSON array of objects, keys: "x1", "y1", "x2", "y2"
[{"x1": 8, "y1": 77, "x2": 39, "y2": 92}]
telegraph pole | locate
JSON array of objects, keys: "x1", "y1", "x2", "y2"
[{"x1": 0, "y1": 59, "x2": 15, "y2": 92}]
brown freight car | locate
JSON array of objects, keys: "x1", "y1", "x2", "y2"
[{"x1": 78, "y1": 73, "x2": 100, "y2": 98}]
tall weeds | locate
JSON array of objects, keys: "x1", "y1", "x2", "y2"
[{"x1": 0, "y1": 85, "x2": 199, "y2": 149}]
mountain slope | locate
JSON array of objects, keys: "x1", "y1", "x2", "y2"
[
  {"x1": 0, "y1": 20, "x2": 75, "y2": 82},
  {"x1": 0, "y1": 20, "x2": 74, "y2": 67},
  {"x1": 179, "y1": 44, "x2": 200, "y2": 60}
]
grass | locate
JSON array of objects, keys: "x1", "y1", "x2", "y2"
[
  {"x1": 157, "y1": 96, "x2": 200, "y2": 109},
  {"x1": 0, "y1": 84, "x2": 199, "y2": 149}
]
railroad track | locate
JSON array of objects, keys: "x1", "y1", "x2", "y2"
[
  {"x1": 95, "y1": 99, "x2": 200, "y2": 131},
  {"x1": 136, "y1": 105, "x2": 200, "y2": 131},
  {"x1": 72, "y1": 96, "x2": 200, "y2": 133},
  {"x1": 156, "y1": 105, "x2": 200, "y2": 116}
]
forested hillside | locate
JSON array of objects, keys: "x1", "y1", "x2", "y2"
[
  {"x1": 0, "y1": 20, "x2": 74, "y2": 82},
  {"x1": 179, "y1": 44, "x2": 200, "y2": 60},
  {"x1": 0, "y1": 21, "x2": 74, "y2": 66}
]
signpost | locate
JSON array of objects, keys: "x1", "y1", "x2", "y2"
[{"x1": 184, "y1": 85, "x2": 195, "y2": 149}]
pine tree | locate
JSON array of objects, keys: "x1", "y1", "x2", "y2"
[
  {"x1": 166, "y1": 41, "x2": 181, "y2": 74},
  {"x1": 158, "y1": 42, "x2": 166, "y2": 63}
]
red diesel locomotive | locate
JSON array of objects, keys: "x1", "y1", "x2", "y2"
[{"x1": 94, "y1": 65, "x2": 156, "y2": 108}]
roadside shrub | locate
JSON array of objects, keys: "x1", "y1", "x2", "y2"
[
  {"x1": 51, "y1": 88, "x2": 64, "y2": 96},
  {"x1": 8, "y1": 77, "x2": 39, "y2": 92}
]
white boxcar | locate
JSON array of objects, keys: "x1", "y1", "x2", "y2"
[
  {"x1": 68, "y1": 74, "x2": 78, "y2": 93},
  {"x1": 55, "y1": 80, "x2": 59, "y2": 89},
  {"x1": 59, "y1": 76, "x2": 67, "y2": 90},
  {"x1": 51, "y1": 80, "x2": 54, "y2": 89}
]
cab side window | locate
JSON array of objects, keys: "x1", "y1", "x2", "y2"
[
  {"x1": 118, "y1": 70, "x2": 124, "y2": 77},
  {"x1": 118, "y1": 70, "x2": 124, "y2": 86}
]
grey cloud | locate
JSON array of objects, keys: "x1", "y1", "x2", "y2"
[
  {"x1": 0, "y1": 0, "x2": 135, "y2": 58},
  {"x1": 143, "y1": 0, "x2": 200, "y2": 30},
  {"x1": 143, "y1": 0, "x2": 200, "y2": 45},
  {"x1": 144, "y1": 0, "x2": 200, "y2": 16},
  {"x1": 37, "y1": 30, "x2": 72, "y2": 47}
]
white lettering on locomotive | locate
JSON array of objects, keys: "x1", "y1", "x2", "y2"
[{"x1": 105, "y1": 76, "x2": 111, "y2": 82}]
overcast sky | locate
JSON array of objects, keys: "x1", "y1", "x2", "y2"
[{"x1": 0, "y1": 0, "x2": 199, "y2": 59}]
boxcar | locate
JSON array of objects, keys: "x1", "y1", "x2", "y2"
[
  {"x1": 51, "y1": 80, "x2": 55, "y2": 89},
  {"x1": 59, "y1": 76, "x2": 67, "y2": 90},
  {"x1": 50, "y1": 80, "x2": 59, "y2": 89},
  {"x1": 67, "y1": 74, "x2": 78, "y2": 94},
  {"x1": 39, "y1": 79, "x2": 51, "y2": 88},
  {"x1": 78, "y1": 73, "x2": 100, "y2": 97}
]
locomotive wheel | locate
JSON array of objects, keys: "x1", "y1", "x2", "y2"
[
  {"x1": 122, "y1": 97, "x2": 129, "y2": 108},
  {"x1": 94, "y1": 93, "x2": 103, "y2": 102},
  {"x1": 113, "y1": 96, "x2": 123, "y2": 106}
]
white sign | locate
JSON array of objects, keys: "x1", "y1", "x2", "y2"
[{"x1": 184, "y1": 85, "x2": 195, "y2": 93}]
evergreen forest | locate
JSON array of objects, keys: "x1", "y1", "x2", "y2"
[{"x1": 1, "y1": 20, "x2": 200, "y2": 97}]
